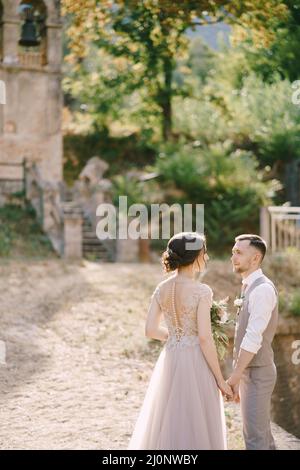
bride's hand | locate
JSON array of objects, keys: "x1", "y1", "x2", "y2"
[{"x1": 217, "y1": 379, "x2": 233, "y2": 400}]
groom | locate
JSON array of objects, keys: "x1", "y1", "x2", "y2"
[{"x1": 227, "y1": 234, "x2": 278, "y2": 450}]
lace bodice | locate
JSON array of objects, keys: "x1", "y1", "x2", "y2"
[{"x1": 150, "y1": 274, "x2": 213, "y2": 349}]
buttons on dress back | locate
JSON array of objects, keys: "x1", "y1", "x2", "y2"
[{"x1": 172, "y1": 281, "x2": 183, "y2": 342}]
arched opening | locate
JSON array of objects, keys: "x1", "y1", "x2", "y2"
[
  {"x1": 18, "y1": 1, "x2": 47, "y2": 67},
  {"x1": 0, "y1": 1, "x2": 3, "y2": 63}
]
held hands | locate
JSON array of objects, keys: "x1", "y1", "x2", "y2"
[
  {"x1": 226, "y1": 375, "x2": 240, "y2": 403},
  {"x1": 217, "y1": 378, "x2": 234, "y2": 401}
]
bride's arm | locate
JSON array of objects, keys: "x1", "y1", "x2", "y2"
[
  {"x1": 145, "y1": 290, "x2": 168, "y2": 341},
  {"x1": 197, "y1": 288, "x2": 233, "y2": 397}
]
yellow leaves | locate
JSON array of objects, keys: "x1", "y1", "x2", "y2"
[
  {"x1": 127, "y1": 43, "x2": 139, "y2": 54},
  {"x1": 231, "y1": 25, "x2": 249, "y2": 46},
  {"x1": 90, "y1": 72, "x2": 100, "y2": 84},
  {"x1": 150, "y1": 25, "x2": 163, "y2": 45},
  {"x1": 62, "y1": 0, "x2": 290, "y2": 67},
  {"x1": 62, "y1": 0, "x2": 96, "y2": 16},
  {"x1": 228, "y1": 0, "x2": 289, "y2": 49},
  {"x1": 132, "y1": 63, "x2": 143, "y2": 73},
  {"x1": 114, "y1": 57, "x2": 129, "y2": 73},
  {"x1": 178, "y1": 65, "x2": 191, "y2": 75}
]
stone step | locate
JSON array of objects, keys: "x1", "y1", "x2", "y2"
[
  {"x1": 82, "y1": 231, "x2": 99, "y2": 237},
  {"x1": 83, "y1": 254, "x2": 111, "y2": 262},
  {"x1": 83, "y1": 251, "x2": 110, "y2": 257},
  {"x1": 82, "y1": 215, "x2": 115, "y2": 262},
  {"x1": 82, "y1": 245, "x2": 109, "y2": 252},
  {"x1": 82, "y1": 250, "x2": 112, "y2": 261},
  {"x1": 82, "y1": 240, "x2": 109, "y2": 247}
]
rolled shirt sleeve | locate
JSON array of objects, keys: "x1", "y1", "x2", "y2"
[{"x1": 240, "y1": 283, "x2": 277, "y2": 354}]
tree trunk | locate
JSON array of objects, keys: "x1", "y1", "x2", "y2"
[{"x1": 161, "y1": 57, "x2": 173, "y2": 141}]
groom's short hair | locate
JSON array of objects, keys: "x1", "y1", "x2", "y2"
[{"x1": 235, "y1": 234, "x2": 267, "y2": 260}]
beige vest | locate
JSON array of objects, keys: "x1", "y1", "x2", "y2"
[{"x1": 233, "y1": 275, "x2": 278, "y2": 367}]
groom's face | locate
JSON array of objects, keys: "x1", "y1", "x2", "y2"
[{"x1": 231, "y1": 240, "x2": 256, "y2": 274}]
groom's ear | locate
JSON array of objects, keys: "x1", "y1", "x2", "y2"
[{"x1": 253, "y1": 249, "x2": 263, "y2": 264}]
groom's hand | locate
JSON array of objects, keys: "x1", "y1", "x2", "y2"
[
  {"x1": 217, "y1": 378, "x2": 234, "y2": 401},
  {"x1": 226, "y1": 375, "x2": 240, "y2": 403}
]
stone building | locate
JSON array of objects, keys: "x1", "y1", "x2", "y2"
[
  {"x1": 0, "y1": 0, "x2": 63, "y2": 182},
  {"x1": 0, "y1": 1, "x2": 141, "y2": 262}
]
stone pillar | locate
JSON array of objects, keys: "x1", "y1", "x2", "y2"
[
  {"x1": 0, "y1": 1, "x2": 63, "y2": 184},
  {"x1": 2, "y1": 15, "x2": 19, "y2": 65},
  {"x1": 47, "y1": 23, "x2": 62, "y2": 70},
  {"x1": 115, "y1": 214, "x2": 139, "y2": 262},
  {"x1": 63, "y1": 205, "x2": 83, "y2": 259},
  {"x1": 116, "y1": 236, "x2": 139, "y2": 262}
]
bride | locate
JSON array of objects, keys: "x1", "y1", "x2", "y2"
[{"x1": 128, "y1": 231, "x2": 232, "y2": 450}]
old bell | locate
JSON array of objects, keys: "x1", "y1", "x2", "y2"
[{"x1": 19, "y1": 8, "x2": 40, "y2": 47}]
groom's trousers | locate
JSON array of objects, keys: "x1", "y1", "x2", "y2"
[{"x1": 239, "y1": 363, "x2": 277, "y2": 450}]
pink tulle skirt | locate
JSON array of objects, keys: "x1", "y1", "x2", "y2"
[{"x1": 128, "y1": 337, "x2": 227, "y2": 450}]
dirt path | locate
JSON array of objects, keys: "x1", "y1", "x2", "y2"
[{"x1": 0, "y1": 259, "x2": 298, "y2": 450}]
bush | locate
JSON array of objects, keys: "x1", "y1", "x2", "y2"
[
  {"x1": 265, "y1": 250, "x2": 300, "y2": 288},
  {"x1": 63, "y1": 131, "x2": 157, "y2": 185},
  {"x1": 257, "y1": 129, "x2": 300, "y2": 168},
  {"x1": 0, "y1": 204, "x2": 54, "y2": 258},
  {"x1": 278, "y1": 291, "x2": 288, "y2": 314},
  {"x1": 174, "y1": 73, "x2": 300, "y2": 151},
  {"x1": 264, "y1": 250, "x2": 300, "y2": 317},
  {"x1": 155, "y1": 142, "x2": 273, "y2": 252},
  {"x1": 289, "y1": 292, "x2": 300, "y2": 317}
]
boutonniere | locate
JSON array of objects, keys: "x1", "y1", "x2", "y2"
[
  {"x1": 234, "y1": 295, "x2": 245, "y2": 315},
  {"x1": 234, "y1": 297, "x2": 244, "y2": 308}
]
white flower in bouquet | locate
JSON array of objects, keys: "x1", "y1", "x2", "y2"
[{"x1": 234, "y1": 298, "x2": 244, "y2": 308}]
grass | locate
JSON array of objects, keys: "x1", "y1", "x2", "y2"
[
  {"x1": 289, "y1": 292, "x2": 300, "y2": 317},
  {"x1": 0, "y1": 203, "x2": 55, "y2": 259}
]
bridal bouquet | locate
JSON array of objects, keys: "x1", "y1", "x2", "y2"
[{"x1": 210, "y1": 297, "x2": 233, "y2": 360}]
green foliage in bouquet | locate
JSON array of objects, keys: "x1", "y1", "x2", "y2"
[{"x1": 210, "y1": 298, "x2": 234, "y2": 361}]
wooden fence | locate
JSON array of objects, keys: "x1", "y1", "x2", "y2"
[{"x1": 260, "y1": 206, "x2": 300, "y2": 252}]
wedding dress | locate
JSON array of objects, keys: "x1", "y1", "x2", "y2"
[{"x1": 128, "y1": 273, "x2": 227, "y2": 450}]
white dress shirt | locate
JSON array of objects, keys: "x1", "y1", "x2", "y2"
[{"x1": 240, "y1": 268, "x2": 277, "y2": 354}]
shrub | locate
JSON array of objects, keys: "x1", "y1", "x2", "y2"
[
  {"x1": 155, "y1": 142, "x2": 273, "y2": 252},
  {"x1": 173, "y1": 72, "x2": 300, "y2": 174},
  {"x1": 289, "y1": 292, "x2": 300, "y2": 317},
  {"x1": 0, "y1": 204, "x2": 53, "y2": 258},
  {"x1": 265, "y1": 250, "x2": 300, "y2": 288},
  {"x1": 63, "y1": 131, "x2": 157, "y2": 185}
]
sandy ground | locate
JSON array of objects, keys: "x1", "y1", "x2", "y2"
[{"x1": 0, "y1": 259, "x2": 299, "y2": 450}]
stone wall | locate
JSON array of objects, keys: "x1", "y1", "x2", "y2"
[{"x1": 0, "y1": 0, "x2": 62, "y2": 184}]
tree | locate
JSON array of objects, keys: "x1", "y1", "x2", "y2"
[
  {"x1": 62, "y1": 0, "x2": 287, "y2": 140},
  {"x1": 232, "y1": 0, "x2": 300, "y2": 82}
]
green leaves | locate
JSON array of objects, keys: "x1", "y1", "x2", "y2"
[
  {"x1": 62, "y1": 0, "x2": 288, "y2": 139},
  {"x1": 0, "y1": 204, "x2": 53, "y2": 258},
  {"x1": 155, "y1": 142, "x2": 270, "y2": 252},
  {"x1": 210, "y1": 299, "x2": 233, "y2": 360},
  {"x1": 289, "y1": 292, "x2": 300, "y2": 317}
]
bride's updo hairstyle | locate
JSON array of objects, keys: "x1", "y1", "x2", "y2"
[{"x1": 162, "y1": 232, "x2": 206, "y2": 273}]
